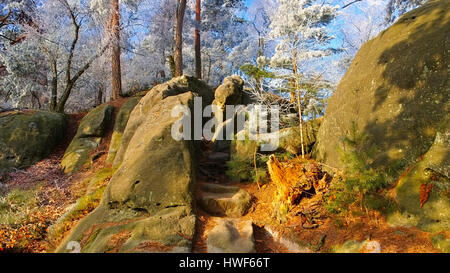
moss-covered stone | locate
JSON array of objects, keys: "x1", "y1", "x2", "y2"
[
  {"x1": 312, "y1": 0, "x2": 449, "y2": 232},
  {"x1": 57, "y1": 91, "x2": 199, "y2": 253},
  {"x1": 113, "y1": 76, "x2": 213, "y2": 167},
  {"x1": 431, "y1": 233, "x2": 450, "y2": 253},
  {"x1": 230, "y1": 118, "x2": 321, "y2": 159},
  {"x1": 61, "y1": 104, "x2": 113, "y2": 174},
  {"x1": 0, "y1": 110, "x2": 66, "y2": 174},
  {"x1": 313, "y1": 0, "x2": 449, "y2": 176},
  {"x1": 387, "y1": 120, "x2": 450, "y2": 232},
  {"x1": 330, "y1": 240, "x2": 366, "y2": 253},
  {"x1": 106, "y1": 96, "x2": 142, "y2": 164}
]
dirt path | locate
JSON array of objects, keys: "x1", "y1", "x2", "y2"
[
  {"x1": 191, "y1": 142, "x2": 445, "y2": 253},
  {"x1": 192, "y1": 142, "x2": 289, "y2": 253}
]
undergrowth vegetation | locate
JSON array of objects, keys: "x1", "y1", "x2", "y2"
[
  {"x1": 226, "y1": 138, "x2": 295, "y2": 184},
  {"x1": 325, "y1": 123, "x2": 394, "y2": 215},
  {"x1": 47, "y1": 168, "x2": 113, "y2": 248}
]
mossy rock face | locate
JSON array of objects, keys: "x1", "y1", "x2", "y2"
[
  {"x1": 313, "y1": 0, "x2": 449, "y2": 175},
  {"x1": 0, "y1": 110, "x2": 66, "y2": 174},
  {"x1": 106, "y1": 96, "x2": 142, "y2": 163},
  {"x1": 387, "y1": 120, "x2": 450, "y2": 232},
  {"x1": 61, "y1": 104, "x2": 114, "y2": 174},
  {"x1": 431, "y1": 233, "x2": 450, "y2": 253},
  {"x1": 113, "y1": 76, "x2": 213, "y2": 167},
  {"x1": 57, "y1": 92, "x2": 198, "y2": 253}
]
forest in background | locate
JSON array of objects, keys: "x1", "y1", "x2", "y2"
[{"x1": 0, "y1": 0, "x2": 426, "y2": 113}]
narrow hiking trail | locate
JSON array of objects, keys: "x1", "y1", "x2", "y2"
[
  {"x1": 192, "y1": 141, "x2": 291, "y2": 253},
  {"x1": 190, "y1": 142, "x2": 445, "y2": 254}
]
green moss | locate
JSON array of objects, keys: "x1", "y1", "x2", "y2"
[
  {"x1": 48, "y1": 168, "x2": 114, "y2": 244},
  {"x1": 0, "y1": 111, "x2": 66, "y2": 173},
  {"x1": 106, "y1": 97, "x2": 142, "y2": 163},
  {"x1": 330, "y1": 240, "x2": 366, "y2": 253},
  {"x1": 0, "y1": 185, "x2": 41, "y2": 225},
  {"x1": 431, "y1": 233, "x2": 450, "y2": 253},
  {"x1": 387, "y1": 121, "x2": 450, "y2": 232},
  {"x1": 61, "y1": 104, "x2": 113, "y2": 174}
]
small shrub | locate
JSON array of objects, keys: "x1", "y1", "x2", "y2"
[{"x1": 325, "y1": 122, "x2": 390, "y2": 214}]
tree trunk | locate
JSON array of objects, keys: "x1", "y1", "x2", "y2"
[
  {"x1": 194, "y1": 0, "x2": 202, "y2": 79},
  {"x1": 174, "y1": 0, "x2": 187, "y2": 77},
  {"x1": 292, "y1": 59, "x2": 305, "y2": 159},
  {"x1": 49, "y1": 58, "x2": 58, "y2": 111},
  {"x1": 111, "y1": 0, "x2": 122, "y2": 100},
  {"x1": 168, "y1": 54, "x2": 176, "y2": 78}
]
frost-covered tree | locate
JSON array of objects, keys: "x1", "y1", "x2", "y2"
[
  {"x1": 269, "y1": 0, "x2": 338, "y2": 157},
  {"x1": 385, "y1": 0, "x2": 427, "y2": 23},
  {"x1": 0, "y1": 0, "x2": 112, "y2": 112},
  {"x1": 200, "y1": 0, "x2": 247, "y2": 85}
]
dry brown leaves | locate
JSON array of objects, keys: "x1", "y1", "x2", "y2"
[{"x1": 419, "y1": 183, "x2": 433, "y2": 208}]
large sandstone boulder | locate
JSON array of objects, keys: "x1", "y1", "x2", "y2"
[
  {"x1": 313, "y1": 0, "x2": 449, "y2": 173},
  {"x1": 387, "y1": 119, "x2": 450, "y2": 232},
  {"x1": 313, "y1": 1, "x2": 449, "y2": 232},
  {"x1": 113, "y1": 76, "x2": 213, "y2": 167},
  {"x1": 61, "y1": 104, "x2": 114, "y2": 174},
  {"x1": 0, "y1": 110, "x2": 66, "y2": 174},
  {"x1": 211, "y1": 75, "x2": 247, "y2": 152},
  {"x1": 106, "y1": 96, "x2": 142, "y2": 163},
  {"x1": 213, "y1": 75, "x2": 245, "y2": 110},
  {"x1": 229, "y1": 118, "x2": 322, "y2": 163},
  {"x1": 57, "y1": 89, "x2": 201, "y2": 253}
]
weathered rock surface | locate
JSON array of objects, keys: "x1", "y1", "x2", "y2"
[
  {"x1": 387, "y1": 119, "x2": 450, "y2": 232},
  {"x1": 228, "y1": 119, "x2": 322, "y2": 168},
  {"x1": 212, "y1": 75, "x2": 245, "y2": 152},
  {"x1": 206, "y1": 218, "x2": 255, "y2": 253},
  {"x1": 0, "y1": 110, "x2": 66, "y2": 174},
  {"x1": 61, "y1": 104, "x2": 113, "y2": 174},
  {"x1": 313, "y1": 0, "x2": 449, "y2": 174},
  {"x1": 213, "y1": 75, "x2": 244, "y2": 110},
  {"x1": 198, "y1": 183, "x2": 252, "y2": 217},
  {"x1": 312, "y1": 1, "x2": 449, "y2": 232},
  {"x1": 106, "y1": 96, "x2": 142, "y2": 163},
  {"x1": 113, "y1": 76, "x2": 213, "y2": 167},
  {"x1": 58, "y1": 76, "x2": 213, "y2": 252}
]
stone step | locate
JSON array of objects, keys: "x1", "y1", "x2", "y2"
[
  {"x1": 206, "y1": 218, "x2": 255, "y2": 253},
  {"x1": 197, "y1": 183, "x2": 252, "y2": 217}
]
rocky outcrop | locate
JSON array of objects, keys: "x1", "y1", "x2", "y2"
[
  {"x1": 231, "y1": 119, "x2": 322, "y2": 159},
  {"x1": 198, "y1": 183, "x2": 252, "y2": 217},
  {"x1": 387, "y1": 119, "x2": 449, "y2": 232},
  {"x1": 0, "y1": 110, "x2": 66, "y2": 174},
  {"x1": 206, "y1": 219, "x2": 255, "y2": 253},
  {"x1": 211, "y1": 75, "x2": 247, "y2": 152},
  {"x1": 61, "y1": 104, "x2": 114, "y2": 174},
  {"x1": 57, "y1": 77, "x2": 214, "y2": 253},
  {"x1": 106, "y1": 96, "x2": 142, "y2": 163},
  {"x1": 312, "y1": 1, "x2": 449, "y2": 232},
  {"x1": 313, "y1": 0, "x2": 449, "y2": 173},
  {"x1": 213, "y1": 75, "x2": 245, "y2": 110},
  {"x1": 113, "y1": 76, "x2": 213, "y2": 167}
]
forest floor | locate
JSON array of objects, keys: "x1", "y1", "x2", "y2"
[
  {"x1": 191, "y1": 142, "x2": 444, "y2": 253},
  {"x1": 0, "y1": 100, "x2": 446, "y2": 253},
  {"x1": 0, "y1": 99, "x2": 127, "y2": 253}
]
